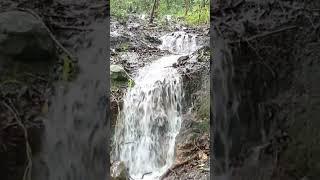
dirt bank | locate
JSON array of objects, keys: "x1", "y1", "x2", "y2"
[
  {"x1": 212, "y1": 0, "x2": 320, "y2": 179},
  {"x1": 0, "y1": 1, "x2": 108, "y2": 179}
]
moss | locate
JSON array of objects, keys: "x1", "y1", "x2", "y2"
[
  {"x1": 197, "y1": 47, "x2": 210, "y2": 62},
  {"x1": 111, "y1": 74, "x2": 132, "y2": 91},
  {"x1": 193, "y1": 119, "x2": 209, "y2": 133},
  {"x1": 119, "y1": 42, "x2": 129, "y2": 52},
  {"x1": 61, "y1": 53, "x2": 78, "y2": 81},
  {"x1": 197, "y1": 95, "x2": 210, "y2": 120},
  {"x1": 127, "y1": 78, "x2": 135, "y2": 88}
]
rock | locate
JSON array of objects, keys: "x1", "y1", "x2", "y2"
[
  {"x1": 145, "y1": 34, "x2": 162, "y2": 44},
  {"x1": 111, "y1": 161, "x2": 128, "y2": 180},
  {"x1": 177, "y1": 55, "x2": 189, "y2": 64},
  {"x1": 0, "y1": 11, "x2": 56, "y2": 61},
  {"x1": 111, "y1": 64, "x2": 129, "y2": 81}
]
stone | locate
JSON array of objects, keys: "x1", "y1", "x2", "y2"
[
  {"x1": 0, "y1": 11, "x2": 56, "y2": 61},
  {"x1": 145, "y1": 34, "x2": 162, "y2": 44},
  {"x1": 110, "y1": 64, "x2": 129, "y2": 81},
  {"x1": 111, "y1": 161, "x2": 128, "y2": 180}
]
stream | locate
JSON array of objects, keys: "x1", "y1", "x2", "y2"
[{"x1": 113, "y1": 31, "x2": 202, "y2": 179}]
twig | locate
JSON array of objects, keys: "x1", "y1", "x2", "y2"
[
  {"x1": 245, "y1": 40, "x2": 276, "y2": 77},
  {"x1": 50, "y1": 22, "x2": 92, "y2": 31},
  {"x1": 141, "y1": 172, "x2": 152, "y2": 179},
  {"x1": 23, "y1": 72, "x2": 47, "y2": 81},
  {"x1": 1, "y1": 101, "x2": 32, "y2": 180},
  {"x1": 245, "y1": 26, "x2": 297, "y2": 41},
  {"x1": 90, "y1": 3, "x2": 109, "y2": 9},
  {"x1": 168, "y1": 168, "x2": 178, "y2": 178},
  {"x1": 42, "y1": 14, "x2": 77, "y2": 20},
  {"x1": 193, "y1": 138, "x2": 204, "y2": 155},
  {"x1": 160, "y1": 154, "x2": 198, "y2": 179}
]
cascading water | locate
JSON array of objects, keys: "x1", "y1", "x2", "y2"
[
  {"x1": 113, "y1": 31, "x2": 200, "y2": 179},
  {"x1": 114, "y1": 55, "x2": 183, "y2": 179},
  {"x1": 159, "y1": 31, "x2": 200, "y2": 54}
]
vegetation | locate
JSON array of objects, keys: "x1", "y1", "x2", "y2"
[{"x1": 111, "y1": 0, "x2": 209, "y2": 26}]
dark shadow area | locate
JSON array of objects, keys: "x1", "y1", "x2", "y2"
[
  {"x1": 211, "y1": 0, "x2": 320, "y2": 179},
  {"x1": 0, "y1": 1, "x2": 110, "y2": 180}
]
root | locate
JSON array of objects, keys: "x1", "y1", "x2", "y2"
[{"x1": 1, "y1": 100, "x2": 32, "y2": 180}]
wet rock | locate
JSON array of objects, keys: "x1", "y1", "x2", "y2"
[
  {"x1": 111, "y1": 161, "x2": 128, "y2": 180},
  {"x1": 145, "y1": 34, "x2": 161, "y2": 44},
  {"x1": 177, "y1": 55, "x2": 189, "y2": 64},
  {"x1": 128, "y1": 22, "x2": 140, "y2": 31},
  {"x1": 0, "y1": 11, "x2": 56, "y2": 61},
  {"x1": 110, "y1": 34, "x2": 130, "y2": 50},
  {"x1": 177, "y1": 47, "x2": 210, "y2": 112},
  {"x1": 111, "y1": 64, "x2": 129, "y2": 82}
]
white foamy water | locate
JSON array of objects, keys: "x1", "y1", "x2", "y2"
[
  {"x1": 159, "y1": 31, "x2": 200, "y2": 54},
  {"x1": 114, "y1": 55, "x2": 183, "y2": 180}
]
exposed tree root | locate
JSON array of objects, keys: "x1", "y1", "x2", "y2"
[{"x1": 1, "y1": 100, "x2": 32, "y2": 180}]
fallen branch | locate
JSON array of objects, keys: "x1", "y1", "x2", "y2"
[
  {"x1": 245, "y1": 26, "x2": 297, "y2": 42},
  {"x1": 51, "y1": 22, "x2": 92, "y2": 31},
  {"x1": 90, "y1": 3, "x2": 109, "y2": 9},
  {"x1": 141, "y1": 172, "x2": 152, "y2": 179}
]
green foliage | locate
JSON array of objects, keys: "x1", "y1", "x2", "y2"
[
  {"x1": 181, "y1": 5, "x2": 209, "y2": 26},
  {"x1": 61, "y1": 53, "x2": 77, "y2": 81},
  {"x1": 119, "y1": 42, "x2": 129, "y2": 51},
  {"x1": 198, "y1": 95, "x2": 210, "y2": 120},
  {"x1": 128, "y1": 79, "x2": 135, "y2": 88},
  {"x1": 111, "y1": 0, "x2": 153, "y2": 20},
  {"x1": 110, "y1": 0, "x2": 129, "y2": 20},
  {"x1": 194, "y1": 118, "x2": 209, "y2": 133},
  {"x1": 111, "y1": 0, "x2": 209, "y2": 26}
]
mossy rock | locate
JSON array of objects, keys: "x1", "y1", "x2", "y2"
[
  {"x1": 117, "y1": 42, "x2": 130, "y2": 52},
  {"x1": 111, "y1": 65, "x2": 129, "y2": 81},
  {"x1": 193, "y1": 119, "x2": 210, "y2": 133},
  {"x1": 111, "y1": 161, "x2": 128, "y2": 180},
  {"x1": 111, "y1": 64, "x2": 135, "y2": 92},
  {"x1": 196, "y1": 46, "x2": 210, "y2": 62},
  {"x1": 197, "y1": 94, "x2": 210, "y2": 120}
]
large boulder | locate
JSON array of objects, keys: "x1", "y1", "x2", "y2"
[{"x1": 0, "y1": 11, "x2": 56, "y2": 61}]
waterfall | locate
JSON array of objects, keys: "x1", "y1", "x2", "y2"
[
  {"x1": 159, "y1": 31, "x2": 200, "y2": 55},
  {"x1": 113, "y1": 31, "x2": 201, "y2": 179},
  {"x1": 114, "y1": 55, "x2": 183, "y2": 179}
]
